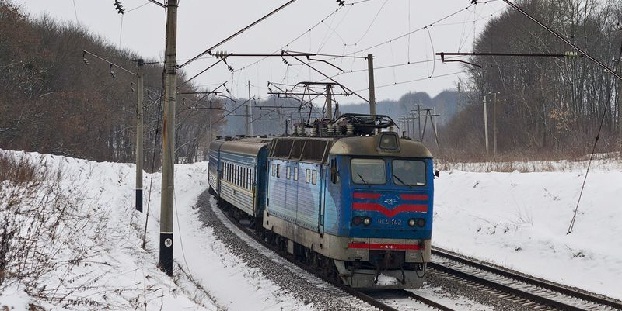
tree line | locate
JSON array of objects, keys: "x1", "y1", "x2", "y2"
[
  {"x1": 0, "y1": 1, "x2": 224, "y2": 169},
  {"x1": 440, "y1": 0, "x2": 622, "y2": 160},
  {"x1": 3, "y1": 0, "x2": 621, "y2": 164}
]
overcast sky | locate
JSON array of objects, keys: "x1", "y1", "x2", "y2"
[{"x1": 12, "y1": 0, "x2": 506, "y2": 104}]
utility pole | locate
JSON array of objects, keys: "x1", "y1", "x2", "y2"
[
  {"x1": 483, "y1": 94, "x2": 489, "y2": 155},
  {"x1": 160, "y1": 0, "x2": 177, "y2": 277},
  {"x1": 618, "y1": 59, "x2": 622, "y2": 154},
  {"x1": 493, "y1": 92, "x2": 498, "y2": 159},
  {"x1": 246, "y1": 81, "x2": 253, "y2": 137},
  {"x1": 326, "y1": 84, "x2": 333, "y2": 120},
  {"x1": 417, "y1": 105, "x2": 422, "y2": 141},
  {"x1": 135, "y1": 59, "x2": 144, "y2": 213},
  {"x1": 367, "y1": 54, "x2": 376, "y2": 118}
]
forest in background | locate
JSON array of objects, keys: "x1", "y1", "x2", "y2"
[
  {"x1": 440, "y1": 0, "x2": 622, "y2": 160},
  {"x1": 0, "y1": 1, "x2": 224, "y2": 169},
  {"x1": 1, "y1": 0, "x2": 621, "y2": 164}
]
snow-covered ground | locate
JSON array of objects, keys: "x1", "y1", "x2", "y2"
[{"x1": 1, "y1": 149, "x2": 621, "y2": 310}]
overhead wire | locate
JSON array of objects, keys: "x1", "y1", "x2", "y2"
[
  {"x1": 495, "y1": 0, "x2": 621, "y2": 233},
  {"x1": 344, "y1": 4, "x2": 477, "y2": 57},
  {"x1": 345, "y1": 0, "x2": 389, "y2": 47},
  {"x1": 183, "y1": 0, "x2": 499, "y2": 106},
  {"x1": 354, "y1": 70, "x2": 468, "y2": 93},
  {"x1": 289, "y1": 53, "x2": 368, "y2": 103},
  {"x1": 501, "y1": 0, "x2": 622, "y2": 81},
  {"x1": 231, "y1": 5, "x2": 347, "y2": 76},
  {"x1": 179, "y1": 0, "x2": 299, "y2": 69}
]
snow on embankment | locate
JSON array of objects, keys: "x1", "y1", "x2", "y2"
[{"x1": 0, "y1": 150, "x2": 213, "y2": 310}]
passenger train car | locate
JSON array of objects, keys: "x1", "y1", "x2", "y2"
[{"x1": 208, "y1": 113, "x2": 435, "y2": 289}]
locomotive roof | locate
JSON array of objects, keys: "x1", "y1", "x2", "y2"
[
  {"x1": 330, "y1": 133, "x2": 432, "y2": 158},
  {"x1": 268, "y1": 136, "x2": 336, "y2": 163},
  {"x1": 267, "y1": 133, "x2": 432, "y2": 162},
  {"x1": 219, "y1": 137, "x2": 273, "y2": 156}
]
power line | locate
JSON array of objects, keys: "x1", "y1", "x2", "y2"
[
  {"x1": 345, "y1": 0, "x2": 389, "y2": 47},
  {"x1": 82, "y1": 49, "x2": 136, "y2": 76},
  {"x1": 231, "y1": 6, "x2": 347, "y2": 75},
  {"x1": 344, "y1": 3, "x2": 477, "y2": 57},
  {"x1": 354, "y1": 70, "x2": 468, "y2": 93},
  {"x1": 178, "y1": 0, "x2": 299, "y2": 69},
  {"x1": 501, "y1": 0, "x2": 622, "y2": 81},
  {"x1": 146, "y1": 0, "x2": 166, "y2": 8},
  {"x1": 288, "y1": 52, "x2": 368, "y2": 103}
]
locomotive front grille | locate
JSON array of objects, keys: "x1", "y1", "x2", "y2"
[{"x1": 369, "y1": 250, "x2": 405, "y2": 270}]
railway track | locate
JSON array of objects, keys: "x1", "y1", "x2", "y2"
[
  {"x1": 204, "y1": 191, "x2": 622, "y2": 310},
  {"x1": 430, "y1": 248, "x2": 622, "y2": 311},
  {"x1": 209, "y1": 195, "x2": 454, "y2": 311}
]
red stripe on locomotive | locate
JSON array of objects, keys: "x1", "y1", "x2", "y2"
[
  {"x1": 352, "y1": 192, "x2": 382, "y2": 200},
  {"x1": 352, "y1": 202, "x2": 428, "y2": 217},
  {"x1": 348, "y1": 242, "x2": 424, "y2": 250}
]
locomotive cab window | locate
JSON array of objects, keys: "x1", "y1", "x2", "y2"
[
  {"x1": 350, "y1": 158, "x2": 386, "y2": 185},
  {"x1": 392, "y1": 160, "x2": 426, "y2": 186}
]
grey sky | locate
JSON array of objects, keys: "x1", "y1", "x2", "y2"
[{"x1": 12, "y1": 0, "x2": 505, "y2": 104}]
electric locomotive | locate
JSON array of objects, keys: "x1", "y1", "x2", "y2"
[{"x1": 208, "y1": 113, "x2": 435, "y2": 289}]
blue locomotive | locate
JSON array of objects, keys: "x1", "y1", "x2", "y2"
[{"x1": 208, "y1": 114, "x2": 435, "y2": 289}]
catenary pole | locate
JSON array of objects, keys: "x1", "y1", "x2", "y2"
[
  {"x1": 326, "y1": 84, "x2": 333, "y2": 120},
  {"x1": 618, "y1": 59, "x2": 622, "y2": 154},
  {"x1": 493, "y1": 92, "x2": 498, "y2": 159},
  {"x1": 159, "y1": 0, "x2": 177, "y2": 277},
  {"x1": 135, "y1": 59, "x2": 144, "y2": 212},
  {"x1": 417, "y1": 104, "x2": 422, "y2": 141},
  {"x1": 483, "y1": 94, "x2": 489, "y2": 155},
  {"x1": 367, "y1": 54, "x2": 376, "y2": 118}
]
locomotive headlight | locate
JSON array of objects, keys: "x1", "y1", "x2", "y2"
[
  {"x1": 363, "y1": 217, "x2": 371, "y2": 226},
  {"x1": 408, "y1": 218, "x2": 426, "y2": 227},
  {"x1": 378, "y1": 133, "x2": 400, "y2": 151}
]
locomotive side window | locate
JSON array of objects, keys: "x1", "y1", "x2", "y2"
[
  {"x1": 276, "y1": 164, "x2": 281, "y2": 178},
  {"x1": 311, "y1": 170, "x2": 317, "y2": 185},
  {"x1": 392, "y1": 160, "x2": 426, "y2": 186},
  {"x1": 286, "y1": 166, "x2": 291, "y2": 179},
  {"x1": 305, "y1": 169, "x2": 311, "y2": 183},
  {"x1": 330, "y1": 158, "x2": 338, "y2": 184},
  {"x1": 294, "y1": 167, "x2": 299, "y2": 181},
  {"x1": 271, "y1": 163, "x2": 276, "y2": 177},
  {"x1": 351, "y1": 158, "x2": 386, "y2": 185}
]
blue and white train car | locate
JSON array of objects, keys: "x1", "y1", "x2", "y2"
[{"x1": 208, "y1": 138, "x2": 272, "y2": 218}]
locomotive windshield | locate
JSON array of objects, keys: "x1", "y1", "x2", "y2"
[
  {"x1": 392, "y1": 159, "x2": 426, "y2": 186},
  {"x1": 350, "y1": 158, "x2": 386, "y2": 185}
]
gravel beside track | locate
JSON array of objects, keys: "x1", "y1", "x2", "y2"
[
  {"x1": 195, "y1": 190, "x2": 375, "y2": 311},
  {"x1": 195, "y1": 190, "x2": 543, "y2": 311}
]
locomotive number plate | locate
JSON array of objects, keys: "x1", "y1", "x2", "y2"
[{"x1": 377, "y1": 218, "x2": 402, "y2": 226}]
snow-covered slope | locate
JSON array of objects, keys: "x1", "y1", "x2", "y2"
[{"x1": 1, "y1": 150, "x2": 620, "y2": 310}]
